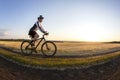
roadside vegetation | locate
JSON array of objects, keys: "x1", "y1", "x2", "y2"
[{"x1": 0, "y1": 48, "x2": 120, "y2": 68}]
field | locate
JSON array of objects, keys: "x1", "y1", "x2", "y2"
[
  {"x1": 0, "y1": 41, "x2": 120, "y2": 68},
  {"x1": 1, "y1": 41, "x2": 120, "y2": 80},
  {"x1": 1, "y1": 41, "x2": 120, "y2": 54},
  {"x1": 1, "y1": 41, "x2": 120, "y2": 56}
]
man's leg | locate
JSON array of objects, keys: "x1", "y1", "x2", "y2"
[
  {"x1": 33, "y1": 33, "x2": 39, "y2": 40},
  {"x1": 31, "y1": 33, "x2": 39, "y2": 48}
]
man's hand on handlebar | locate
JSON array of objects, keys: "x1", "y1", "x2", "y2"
[{"x1": 44, "y1": 32, "x2": 49, "y2": 35}]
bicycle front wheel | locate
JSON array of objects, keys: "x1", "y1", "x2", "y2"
[
  {"x1": 41, "y1": 41, "x2": 57, "y2": 57},
  {"x1": 20, "y1": 40, "x2": 33, "y2": 56}
]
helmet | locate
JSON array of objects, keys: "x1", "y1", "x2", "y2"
[{"x1": 38, "y1": 15, "x2": 44, "y2": 19}]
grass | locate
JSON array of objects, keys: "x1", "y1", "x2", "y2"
[
  {"x1": 1, "y1": 41, "x2": 120, "y2": 54},
  {"x1": 0, "y1": 48, "x2": 120, "y2": 68},
  {"x1": 1, "y1": 41, "x2": 120, "y2": 68}
]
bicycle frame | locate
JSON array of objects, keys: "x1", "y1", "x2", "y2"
[{"x1": 32, "y1": 35, "x2": 46, "y2": 49}]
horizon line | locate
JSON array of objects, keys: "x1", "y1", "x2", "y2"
[{"x1": 0, "y1": 38, "x2": 120, "y2": 43}]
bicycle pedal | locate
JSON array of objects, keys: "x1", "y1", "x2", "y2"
[
  {"x1": 31, "y1": 48, "x2": 37, "y2": 53},
  {"x1": 34, "y1": 50, "x2": 37, "y2": 53}
]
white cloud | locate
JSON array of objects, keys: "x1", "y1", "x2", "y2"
[{"x1": 0, "y1": 29, "x2": 11, "y2": 38}]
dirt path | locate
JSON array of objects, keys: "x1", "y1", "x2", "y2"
[{"x1": 1, "y1": 55, "x2": 120, "y2": 80}]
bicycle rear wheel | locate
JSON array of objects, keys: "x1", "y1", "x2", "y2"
[
  {"x1": 20, "y1": 40, "x2": 33, "y2": 56},
  {"x1": 41, "y1": 41, "x2": 57, "y2": 57}
]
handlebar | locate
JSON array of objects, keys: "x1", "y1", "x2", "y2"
[{"x1": 42, "y1": 33, "x2": 49, "y2": 38}]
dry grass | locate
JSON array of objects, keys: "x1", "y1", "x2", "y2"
[
  {"x1": 56, "y1": 42, "x2": 120, "y2": 53},
  {"x1": 0, "y1": 41, "x2": 21, "y2": 49},
  {"x1": 1, "y1": 41, "x2": 120, "y2": 55}
]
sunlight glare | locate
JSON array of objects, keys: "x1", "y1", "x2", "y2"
[{"x1": 74, "y1": 22, "x2": 109, "y2": 42}]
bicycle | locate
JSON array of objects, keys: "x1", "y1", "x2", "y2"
[{"x1": 20, "y1": 34, "x2": 57, "y2": 57}]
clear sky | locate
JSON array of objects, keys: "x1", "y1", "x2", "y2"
[{"x1": 0, "y1": 0, "x2": 120, "y2": 42}]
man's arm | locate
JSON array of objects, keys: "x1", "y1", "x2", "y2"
[
  {"x1": 37, "y1": 22, "x2": 47, "y2": 34},
  {"x1": 39, "y1": 26, "x2": 47, "y2": 33}
]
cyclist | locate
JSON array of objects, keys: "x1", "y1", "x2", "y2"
[{"x1": 28, "y1": 15, "x2": 48, "y2": 47}]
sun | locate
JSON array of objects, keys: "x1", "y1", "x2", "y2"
[
  {"x1": 75, "y1": 23, "x2": 108, "y2": 42},
  {"x1": 80, "y1": 31, "x2": 103, "y2": 42}
]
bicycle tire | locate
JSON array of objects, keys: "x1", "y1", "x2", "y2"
[
  {"x1": 41, "y1": 41, "x2": 57, "y2": 57},
  {"x1": 20, "y1": 40, "x2": 33, "y2": 56}
]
